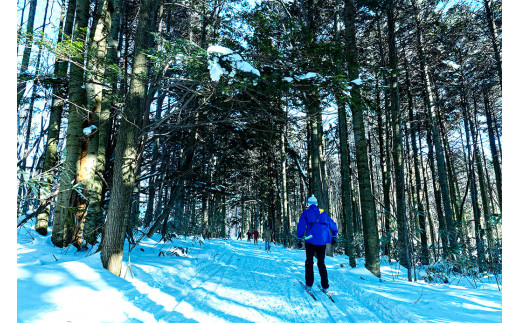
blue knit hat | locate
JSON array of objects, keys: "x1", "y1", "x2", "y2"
[{"x1": 307, "y1": 194, "x2": 318, "y2": 206}]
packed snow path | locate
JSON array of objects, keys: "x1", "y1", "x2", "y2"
[
  {"x1": 17, "y1": 229, "x2": 502, "y2": 322},
  {"x1": 129, "y1": 239, "x2": 392, "y2": 322}
]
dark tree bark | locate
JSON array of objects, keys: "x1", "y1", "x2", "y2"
[
  {"x1": 403, "y1": 53, "x2": 429, "y2": 266},
  {"x1": 344, "y1": 0, "x2": 380, "y2": 277},
  {"x1": 483, "y1": 91, "x2": 501, "y2": 211},
  {"x1": 483, "y1": 0, "x2": 502, "y2": 86},
  {"x1": 461, "y1": 96, "x2": 486, "y2": 270},
  {"x1": 411, "y1": 0, "x2": 456, "y2": 257},
  {"x1": 101, "y1": 0, "x2": 160, "y2": 275},
  {"x1": 36, "y1": 0, "x2": 76, "y2": 235},
  {"x1": 469, "y1": 96, "x2": 494, "y2": 255},
  {"x1": 387, "y1": 0, "x2": 411, "y2": 278},
  {"x1": 337, "y1": 97, "x2": 356, "y2": 268},
  {"x1": 306, "y1": 91, "x2": 330, "y2": 212},
  {"x1": 426, "y1": 127, "x2": 448, "y2": 259},
  {"x1": 51, "y1": 0, "x2": 90, "y2": 248},
  {"x1": 17, "y1": 0, "x2": 37, "y2": 108},
  {"x1": 375, "y1": 16, "x2": 392, "y2": 257}
]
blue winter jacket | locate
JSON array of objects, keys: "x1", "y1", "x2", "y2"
[{"x1": 296, "y1": 204, "x2": 338, "y2": 245}]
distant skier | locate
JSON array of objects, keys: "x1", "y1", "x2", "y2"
[
  {"x1": 296, "y1": 194, "x2": 338, "y2": 294},
  {"x1": 237, "y1": 229, "x2": 242, "y2": 240},
  {"x1": 253, "y1": 228, "x2": 259, "y2": 244},
  {"x1": 263, "y1": 225, "x2": 273, "y2": 252},
  {"x1": 246, "y1": 230, "x2": 252, "y2": 242}
]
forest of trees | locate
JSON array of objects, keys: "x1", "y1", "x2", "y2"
[{"x1": 17, "y1": 0, "x2": 502, "y2": 279}]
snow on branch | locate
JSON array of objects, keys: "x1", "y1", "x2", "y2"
[{"x1": 207, "y1": 45, "x2": 260, "y2": 83}]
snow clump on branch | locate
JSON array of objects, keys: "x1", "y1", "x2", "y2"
[
  {"x1": 207, "y1": 45, "x2": 260, "y2": 84},
  {"x1": 83, "y1": 125, "x2": 98, "y2": 136}
]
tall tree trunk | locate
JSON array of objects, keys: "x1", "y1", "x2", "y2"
[
  {"x1": 344, "y1": 0, "x2": 379, "y2": 277},
  {"x1": 16, "y1": 0, "x2": 38, "y2": 213},
  {"x1": 281, "y1": 128, "x2": 290, "y2": 237},
  {"x1": 20, "y1": 0, "x2": 50, "y2": 171},
  {"x1": 461, "y1": 98, "x2": 486, "y2": 271},
  {"x1": 51, "y1": 0, "x2": 90, "y2": 248},
  {"x1": 419, "y1": 131, "x2": 437, "y2": 262},
  {"x1": 71, "y1": 0, "x2": 115, "y2": 248},
  {"x1": 483, "y1": 91, "x2": 501, "y2": 211},
  {"x1": 18, "y1": 0, "x2": 51, "y2": 217},
  {"x1": 144, "y1": 95, "x2": 165, "y2": 227},
  {"x1": 17, "y1": 0, "x2": 37, "y2": 108},
  {"x1": 426, "y1": 128, "x2": 448, "y2": 258},
  {"x1": 434, "y1": 87, "x2": 461, "y2": 227},
  {"x1": 306, "y1": 91, "x2": 330, "y2": 212},
  {"x1": 375, "y1": 16, "x2": 392, "y2": 257},
  {"x1": 17, "y1": 0, "x2": 28, "y2": 55},
  {"x1": 478, "y1": 130, "x2": 497, "y2": 214},
  {"x1": 469, "y1": 96, "x2": 494, "y2": 256},
  {"x1": 387, "y1": 1, "x2": 411, "y2": 278},
  {"x1": 483, "y1": 0, "x2": 502, "y2": 86},
  {"x1": 411, "y1": 0, "x2": 456, "y2": 257},
  {"x1": 36, "y1": 0, "x2": 75, "y2": 235},
  {"x1": 101, "y1": 0, "x2": 160, "y2": 276},
  {"x1": 84, "y1": 0, "x2": 122, "y2": 245},
  {"x1": 337, "y1": 96, "x2": 356, "y2": 268},
  {"x1": 404, "y1": 53, "x2": 429, "y2": 265}
]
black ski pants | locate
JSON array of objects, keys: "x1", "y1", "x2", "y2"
[{"x1": 304, "y1": 242, "x2": 329, "y2": 289}]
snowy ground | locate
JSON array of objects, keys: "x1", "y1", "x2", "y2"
[{"x1": 17, "y1": 223, "x2": 502, "y2": 322}]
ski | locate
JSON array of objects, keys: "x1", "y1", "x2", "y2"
[
  {"x1": 297, "y1": 280, "x2": 317, "y2": 300},
  {"x1": 318, "y1": 284, "x2": 335, "y2": 303}
]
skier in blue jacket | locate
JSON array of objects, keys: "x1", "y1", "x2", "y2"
[{"x1": 296, "y1": 194, "x2": 338, "y2": 293}]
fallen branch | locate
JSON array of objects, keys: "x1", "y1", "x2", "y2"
[{"x1": 414, "y1": 287, "x2": 424, "y2": 304}]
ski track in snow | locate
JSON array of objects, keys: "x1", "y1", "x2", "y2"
[
  {"x1": 131, "y1": 238, "x2": 413, "y2": 322},
  {"x1": 17, "y1": 230, "x2": 502, "y2": 322}
]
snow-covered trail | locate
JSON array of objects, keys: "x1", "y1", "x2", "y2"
[
  {"x1": 17, "y1": 228, "x2": 502, "y2": 322},
  {"x1": 128, "y1": 238, "x2": 419, "y2": 322}
]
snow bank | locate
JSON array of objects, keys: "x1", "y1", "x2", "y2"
[{"x1": 17, "y1": 224, "x2": 502, "y2": 323}]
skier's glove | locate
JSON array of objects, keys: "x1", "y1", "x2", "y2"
[
  {"x1": 331, "y1": 236, "x2": 337, "y2": 246},
  {"x1": 296, "y1": 239, "x2": 303, "y2": 249}
]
